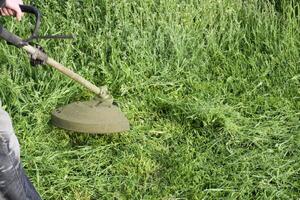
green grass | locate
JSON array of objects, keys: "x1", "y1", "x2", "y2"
[{"x1": 0, "y1": 0, "x2": 300, "y2": 199}]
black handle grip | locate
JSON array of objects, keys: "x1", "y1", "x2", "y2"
[
  {"x1": 20, "y1": 5, "x2": 41, "y2": 39},
  {"x1": 0, "y1": 26, "x2": 24, "y2": 47}
]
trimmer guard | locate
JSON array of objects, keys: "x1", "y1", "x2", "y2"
[{"x1": 51, "y1": 100, "x2": 130, "y2": 134}]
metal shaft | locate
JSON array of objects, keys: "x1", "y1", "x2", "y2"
[
  {"x1": 22, "y1": 45, "x2": 110, "y2": 99},
  {"x1": 46, "y1": 57, "x2": 101, "y2": 95}
]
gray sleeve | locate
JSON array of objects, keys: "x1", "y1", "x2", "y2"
[{"x1": 0, "y1": 0, "x2": 5, "y2": 8}]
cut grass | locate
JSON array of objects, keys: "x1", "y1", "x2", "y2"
[{"x1": 0, "y1": 0, "x2": 300, "y2": 199}]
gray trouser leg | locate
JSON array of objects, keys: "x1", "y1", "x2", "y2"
[
  {"x1": 0, "y1": 108, "x2": 20, "y2": 161},
  {"x1": 0, "y1": 108, "x2": 41, "y2": 200}
]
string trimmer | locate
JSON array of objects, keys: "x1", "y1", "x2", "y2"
[{"x1": 0, "y1": 5, "x2": 130, "y2": 134}]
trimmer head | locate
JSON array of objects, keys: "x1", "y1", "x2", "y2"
[{"x1": 51, "y1": 100, "x2": 130, "y2": 134}]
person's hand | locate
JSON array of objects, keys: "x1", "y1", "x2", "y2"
[{"x1": 0, "y1": 0, "x2": 24, "y2": 21}]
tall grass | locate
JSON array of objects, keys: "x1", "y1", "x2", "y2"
[{"x1": 0, "y1": 0, "x2": 299, "y2": 199}]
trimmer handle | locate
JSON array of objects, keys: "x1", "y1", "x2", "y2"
[
  {"x1": 0, "y1": 5, "x2": 41, "y2": 47},
  {"x1": 20, "y1": 5, "x2": 42, "y2": 40}
]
